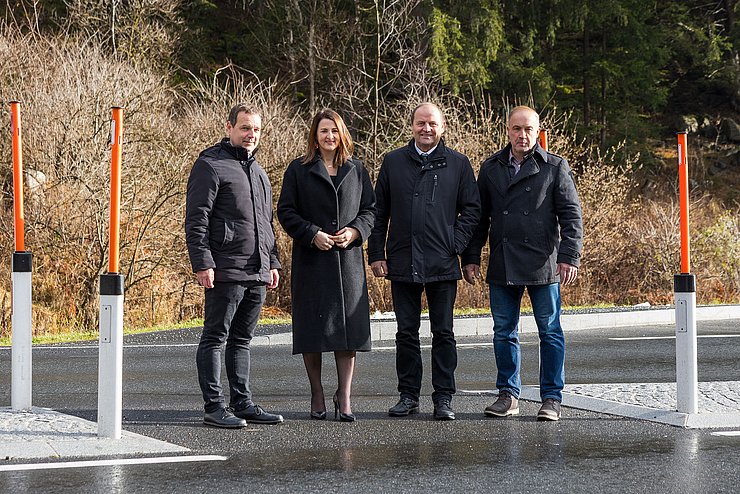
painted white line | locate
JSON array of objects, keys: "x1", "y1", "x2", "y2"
[
  {"x1": 711, "y1": 431, "x2": 740, "y2": 437},
  {"x1": 0, "y1": 343, "x2": 200, "y2": 351},
  {"x1": 0, "y1": 455, "x2": 228, "y2": 472},
  {"x1": 374, "y1": 342, "x2": 493, "y2": 351},
  {"x1": 610, "y1": 334, "x2": 740, "y2": 341}
]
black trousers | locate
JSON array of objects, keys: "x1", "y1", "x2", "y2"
[
  {"x1": 390, "y1": 280, "x2": 458, "y2": 404},
  {"x1": 197, "y1": 281, "x2": 266, "y2": 413}
]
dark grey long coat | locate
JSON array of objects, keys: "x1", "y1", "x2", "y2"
[
  {"x1": 461, "y1": 143, "x2": 583, "y2": 285},
  {"x1": 277, "y1": 156, "x2": 376, "y2": 354}
]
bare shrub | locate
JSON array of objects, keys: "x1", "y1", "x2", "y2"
[{"x1": 63, "y1": 0, "x2": 185, "y2": 67}]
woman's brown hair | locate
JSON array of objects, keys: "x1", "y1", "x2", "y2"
[{"x1": 302, "y1": 109, "x2": 354, "y2": 167}]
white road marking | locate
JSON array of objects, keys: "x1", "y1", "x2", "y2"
[
  {"x1": 711, "y1": 431, "x2": 740, "y2": 437},
  {"x1": 0, "y1": 455, "x2": 228, "y2": 472},
  {"x1": 374, "y1": 342, "x2": 494, "y2": 351},
  {"x1": 610, "y1": 334, "x2": 740, "y2": 341}
]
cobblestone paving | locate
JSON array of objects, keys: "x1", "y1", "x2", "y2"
[{"x1": 565, "y1": 381, "x2": 740, "y2": 413}]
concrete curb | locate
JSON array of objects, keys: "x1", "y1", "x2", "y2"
[{"x1": 260, "y1": 304, "x2": 740, "y2": 346}]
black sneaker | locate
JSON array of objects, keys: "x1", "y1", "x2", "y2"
[
  {"x1": 433, "y1": 400, "x2": 455, "y2": 421},
  {"x1": 388, "y1": 397, "x2": 419, "y2": 417},
  {"x1": 537, "y1": 398, "x2": 562, "y2": 421},
  {"x1": 203, "y1": 408, "x2": 247, "y2": 429},
  {"x1": 233, "y1": 404, "x2": 284, "y2": 424}
]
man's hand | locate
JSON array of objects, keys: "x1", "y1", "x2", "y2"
[
  {"x1": 462, "y1": 264, "x2": 480, "y2": 285},
  {"x1": 556, "y1": 263, "x2": 578, "y2": 286},
  {"x1": 329, "y1": 227, "x2": 359, "y2": 249},
  {"x1": 312, "y1": 231, "x2": 335, "y2": 251},
  {"x1": 268, "y1": 268, "x2": 280, "y2": 289},
  {"x1": 370, "y1": 260, "x2": 388, "y2": 278},
  {"x1": 196, "y1": 268, "x2": 214, "y2": 289}
]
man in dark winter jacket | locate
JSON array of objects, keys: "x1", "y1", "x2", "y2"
[
  {"x1": 461, "y1": 105, "x2": 583, "y2": 422},
  {"x1": 368, "y1": 102, "x2": 480, "y2": 421},
  {"x1": 185, "y1": 104, "x2": 283, "y2": 428}
]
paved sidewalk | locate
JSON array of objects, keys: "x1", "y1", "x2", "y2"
[
  {"x1": 0, "y1": 407, "x2": 187, "y2": 460},
  {"x1": 2, "y1": 304, "x2": 739, "y2": 461}
]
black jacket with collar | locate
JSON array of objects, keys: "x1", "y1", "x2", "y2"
[
  {"x1": 185, "y1": 138, "x2": 281, "y2": 283},
  {"x1": 461, "y1": 143, "x2": 583, "y2": 285},
  {"x1": 367, "y1": 139, "x2": 481, "y2": 283}
]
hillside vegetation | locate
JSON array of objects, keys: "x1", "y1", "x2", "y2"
[{"x1": 0, "y1": 2, "x2": 738, "y2": 337}]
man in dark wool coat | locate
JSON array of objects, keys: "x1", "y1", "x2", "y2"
[
  {"x1": 462, "y1": 105, "x2": 583, "y2": 422},
  {"x1": 185, "y1": 104, "x2": 284, "y2": 428},
  {"x1": 368, "y1": 102, "x2": 481, "y2": 421}
]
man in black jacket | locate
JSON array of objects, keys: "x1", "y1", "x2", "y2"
[
  {"x1": 185, "y1": 104, "x2": 283, "y2": 428},
  {"x1": 368, "y1": 103, "x2": 480, "y2": 420},
  {"x1": 462, "y1": 106, "x2": 583, "y2": 422}
]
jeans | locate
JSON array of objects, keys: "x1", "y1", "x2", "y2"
[
  {"x1": 490, "y1": 283, "x2": 565, "y2": 401},
  {"x1": 197, "y1": 282, "x2": 266, "y2": 413},
  {"x1": 391, "y1": 280, "x2": 457, "y2": 404}
]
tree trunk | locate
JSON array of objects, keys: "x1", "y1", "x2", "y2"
[{"x1": 583, "y1": 24, "x2": 590, "y2": 126}]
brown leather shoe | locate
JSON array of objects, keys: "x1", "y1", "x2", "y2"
[
  {"x1": 484, "y1": 391, "x2": 520, "y2": 417},
  {"x1": 537, "y1": 398, "x2": 562, "y2": 421}
]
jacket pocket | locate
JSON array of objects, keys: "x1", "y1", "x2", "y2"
[{"x1": 222, "y1": 219, "x2": 235, "y2": 246}]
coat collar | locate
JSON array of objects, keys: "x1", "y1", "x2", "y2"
[
  {"x1": 307, "y1": 154, "x2": 356, "y2": 189},
  {"x1": 219, "y1": 137, "x2": 257, "y2": 164},
  {"x1": 488, "y1": 143, "x2": 545, "y2": 194}
]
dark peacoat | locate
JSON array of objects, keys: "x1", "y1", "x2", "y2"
[
  {"x1": 461, "y1": 143, "x2": 583, "y2": 285},
  {"x1": 277, "y1": 156, "x2": 376, "y2": 354}
]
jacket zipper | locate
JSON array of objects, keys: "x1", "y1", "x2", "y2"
[{"x1": 431, "y1": 174, "x2": 438, "y2": 202}]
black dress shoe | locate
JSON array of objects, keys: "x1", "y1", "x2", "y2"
[
  {"x1": 310, "y1": 410, "x2": 327, "y2": 420},
  {"x1": 233, "y1": 404, "x2": 284, "y2": 424},
  {"x1": 433, "y1": 400, "x2": 455, "y2": 421},
  {"x1": 388, "y1": 397, "x2": 419, "y2": 417},
  {"x1": 203, "y1": 408, "x2": 247, "y2": 429}
]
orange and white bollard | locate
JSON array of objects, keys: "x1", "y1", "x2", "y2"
[
  {"x1": 10, "y1": 101, "x2": 33, "y2": 411},
  {"x1": 674, "y1": 132, "x2": 698, "y2": 414},
  {"x1": 98, "y1": 107, "x2": 125, "y2": 439}
]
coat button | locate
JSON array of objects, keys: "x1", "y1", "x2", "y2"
[
  {"x1": 415, "y1": 192, "x2": 419, "y2": 196},
  {"x1": 523, "y1": 211, "x2": 529, "y2": 216},
  {"x1": 503, "y1": 210, "x2": 509, "y2": 215},
  {"x1": 524, "y1": 237, "x2": 529, "y2": 243},
  {"x1": 331, "y1": 220, "x2": 337, "y2": 225},
  {"x1": 525, "y1": 186, "x2": 531, "y2": 191}
]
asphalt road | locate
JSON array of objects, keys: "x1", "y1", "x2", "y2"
[{"x1": 1, "y1": 320, "x2": 740, "y2": 493}]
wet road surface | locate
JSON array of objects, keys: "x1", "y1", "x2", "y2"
[{"x1": 1, "y1": 320, "x2": 740, "y2": 493}]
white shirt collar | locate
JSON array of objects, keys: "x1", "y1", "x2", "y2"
[{"x1": 415, "y1": 142, "x2": 438, "y2": 156}]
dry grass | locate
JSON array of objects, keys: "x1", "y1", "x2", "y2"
[{"x1": 0, "y1": 22, "x2": 737, "y2": 338}]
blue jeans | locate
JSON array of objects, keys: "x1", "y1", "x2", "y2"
[
  {"x1": 489, "y1": 283, "x2": 565, "y2": 401},
  {"x1": 197, "y1": 282, "x2": 266, "y2": 413}
]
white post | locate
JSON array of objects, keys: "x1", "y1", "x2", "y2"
[
  {"x1": 675, "y1": 273, "x2": 698, "y2": 414},
  {"x1": 97, "y1": 273, "x2": 124, "y2": 439},
  {"x1": 11, "y1": 252, "x2": 33, "y2": 410}
]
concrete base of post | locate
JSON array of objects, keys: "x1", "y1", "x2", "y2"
[
  {"x1": 97, "y1": 273, "x2": 125, "y2": 439},
  {"x1": 11, "y1": 252, "x2": 33, "y2": 411},
  {"x1": 674, "y1": 273, "x2": 698, "y2": 414}
]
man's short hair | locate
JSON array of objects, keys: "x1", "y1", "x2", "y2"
[
  {"x1": 410, "y1": 102, "x2": 445, "y2": 124},
  {"x1": 508, "y1": 105, "x2": 539, "y2": 124},
  {"x1": 228, "y1": 103, "x2": 262, "y2": 125}
]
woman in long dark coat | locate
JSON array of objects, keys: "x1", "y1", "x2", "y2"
[{"x1": 277, "y1": 109, "x2": 376, "y2": 422}]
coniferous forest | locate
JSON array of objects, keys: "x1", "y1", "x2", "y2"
[{"x1": 1, "y1": 1, "x2": 739, "y2": 337}]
